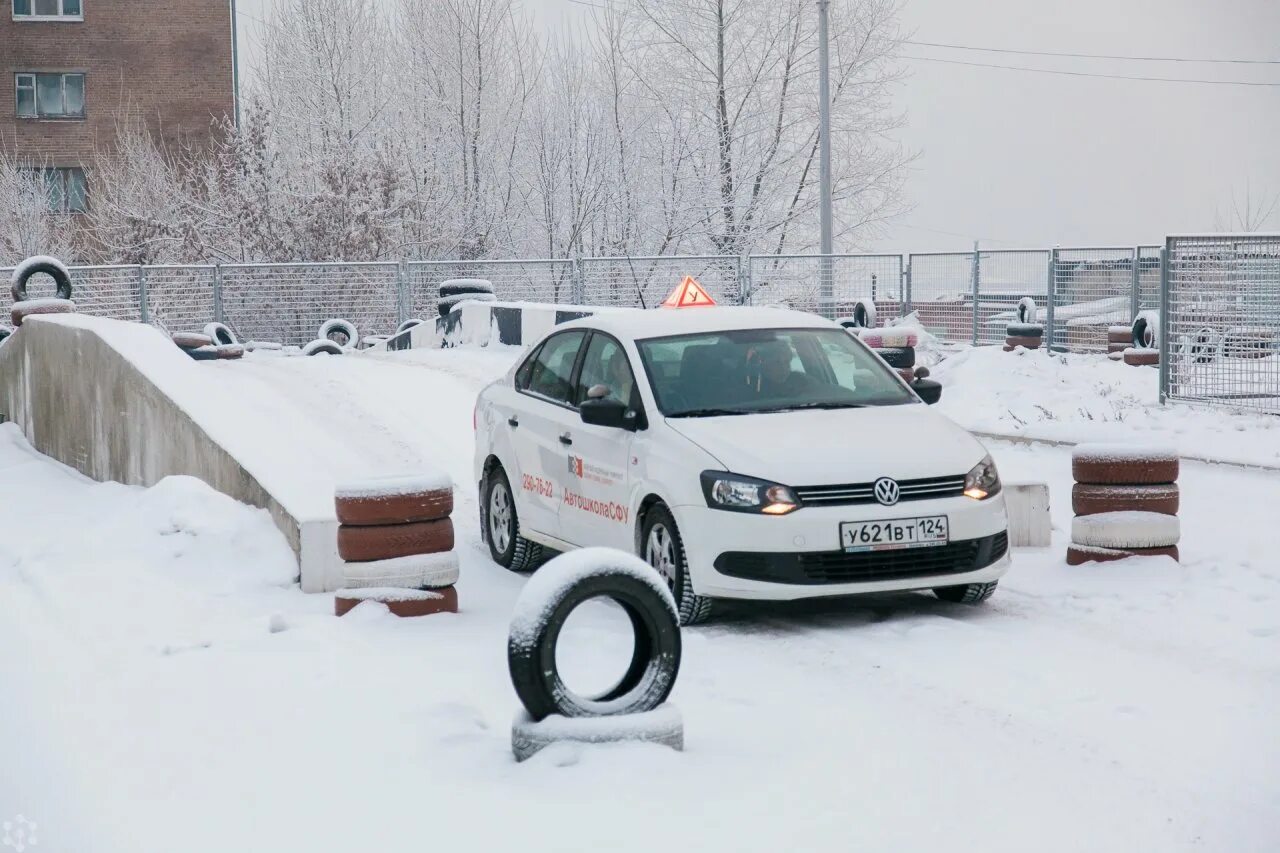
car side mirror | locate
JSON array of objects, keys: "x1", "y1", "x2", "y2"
[
  {"x1": 913, "y1": 378, "x2": 942, "y2": 405},
  {"x1": 580, "y1": 396, "x2": 635, "y2": 430}
]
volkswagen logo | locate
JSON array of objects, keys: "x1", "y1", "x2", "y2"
[{"x1": 873, "y1": 477, "x2": 900, "y2": 506}]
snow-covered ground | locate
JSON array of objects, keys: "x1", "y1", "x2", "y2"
[{"x1": 2, "y1": 343, "x2": 1278, "y2": 852}]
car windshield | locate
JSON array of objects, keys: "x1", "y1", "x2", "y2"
[{"x1": 635, "y1": 327, "x2": 917, "y2": 417}]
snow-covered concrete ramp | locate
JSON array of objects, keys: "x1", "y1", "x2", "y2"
[{"x1": 0, "y1": 314, "x2": 341, "y2": 590}]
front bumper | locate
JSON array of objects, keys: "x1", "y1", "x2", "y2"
[{"x1": 673, "y1": 493, "x2": 1011, "y2": 601}]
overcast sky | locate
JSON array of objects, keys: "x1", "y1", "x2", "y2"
[{"x1": 235, "y1": 0, "x2": 1280, "y2": 252}]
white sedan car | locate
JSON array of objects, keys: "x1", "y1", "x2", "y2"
[{"x1": 474, "y1": 307, "x2": 1010, "y2": 624}]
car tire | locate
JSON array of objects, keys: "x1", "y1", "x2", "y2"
[
  {"x1": 484, "y1": 465, "x2": 544, "y2": 572},
  {"x1": 933, "y1": 580, "x2": 998, "y2": 604},
  {"x1": 641, "y1": 504, "x2": 713, "y2": 626}
]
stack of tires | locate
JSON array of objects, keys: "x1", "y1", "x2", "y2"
[
  {"x1": 171, "y1": 331, "x2": 243, "y2": 362},
  {"x1": 438, "y1": 279, "x2": 495, "y2": 317},
  {"x1": 1123, "y1": 311, "x2": 1159, "y2": 367},
  {"x1": 1105, "y1": 325, "x2": 1131, "y2": 361},
  {"x1": 857, "y1": 327, "x2": 919, "y2": 383},
  {"x1": 333, "y1": 473, "x2": 459, "y2": 617},
  {"x1": 1068, "y1": 444, "x2": 1181, "y2": 565},
  {"x1": 10, "y1": 256, "x2": 77, "y2": 327}
]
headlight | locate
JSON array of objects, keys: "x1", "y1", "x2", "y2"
[
  {"x1": 963, "y1": 454, "x2": 1002, "y2": 500},
  {"x1": 700, "y1": 471, "x2": 800, "y2": 515}
]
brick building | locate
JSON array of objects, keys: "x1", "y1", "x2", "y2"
[{"x1": 1, "y1": 0, "x2": 234, "y2": 213}]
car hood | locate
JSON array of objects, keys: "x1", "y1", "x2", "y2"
[{"x1": 664, "y1": 404, "x2": 989, "y2": 485}]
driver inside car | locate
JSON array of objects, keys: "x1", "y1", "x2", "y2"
[{"x1": 745, "y1": 339, "x2": 818, "y2": 397}]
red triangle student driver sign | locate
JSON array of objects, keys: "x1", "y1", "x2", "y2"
[{"x1": 661, "y1": 276, "x2": 717, "y2": 308}]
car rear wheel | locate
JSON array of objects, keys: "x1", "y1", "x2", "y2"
[
  {"x1": 933, "y1": 581, "x2": 998, "y2": 604},
  {"x1": 641, "y1": 504, "x2": 713, "y2": 626},
  {"x1": 484, "y1": 465, "x2": 544, "y2": 572}
]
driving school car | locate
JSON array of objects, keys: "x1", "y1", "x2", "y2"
[{"x1": 474, "y1": 306, "x2": 1010, "y2": 625}]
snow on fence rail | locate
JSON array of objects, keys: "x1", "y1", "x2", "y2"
[{"x1": 0, "y1": 243, "x2": 1185, "y2": 351}]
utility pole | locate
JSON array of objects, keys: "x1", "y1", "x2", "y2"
[{"x1": 816, "y1": 0, "x2": 834, "y2": 317}]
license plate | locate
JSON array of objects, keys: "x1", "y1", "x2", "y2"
[{"x1": 840, "y1": 516, "x2": 949, "y2": 553}]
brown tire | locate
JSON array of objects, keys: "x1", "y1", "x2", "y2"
[
  {"x1": 173, "y1": 331, "x2": 214, "y2": 349},
  {"x1": 1072, "y1": 446, "x2": 1178, "y2": 486},
  {"x1": 1107, "y1": 329, "x2": 1133, "y2": 344},
  {"x1": 1123, "y1": 349, "x2": 1158, "y2": 366},
  {"x1": 1072, "y1": 483, "x2": 1179, "y2": 516},
  {"x1": 337, "y1": 519, "x2": 454, "y2": 562},
  {"x1": 1066, "y1": 544, "x2": 1179, "y2": 566},
  {"x1": 1005, "y1": 336, "x2": 1041, "y2": 349},
  {"x1": 1107, "y1": 342, "x2": 1128, "y2": 354},
  {"x1": 335, "y1": 585, "x2": 458, "y2": 617},
  {"x1": 11, "y1": 298, "x2": 75, "y2": 327},
  {"x1": 336, "y1": 488, "x2": 453, "y2": 526}
]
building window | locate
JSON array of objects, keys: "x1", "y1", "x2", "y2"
[
  {"x1": 23, "y1": 167, "x2": 87, "y2": 214},
  {"x1": 15, "y1": 73, "x2": 84, "y2": 118},
  {"x1": 12, "y1": 0, "x2": 83, "y2": 20}
]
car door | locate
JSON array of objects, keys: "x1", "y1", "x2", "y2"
[
  {"x1": 509, "y1": 329, "x2": 588, "y2": 539},
  {"x1": 557, "y1": 331, "x2": 640, "y2": 550}
]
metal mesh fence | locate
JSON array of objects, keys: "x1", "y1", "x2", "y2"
[
  {"x1": 220, "y1": 263, "x2": 400, "y2": 345},
  {"x1": 906, "y1": 252, "x2": 976, "y2": 345},
  {"x1": 1162, "y1": 234, "x2": 1280, "y2": 415},
  {"x1": 580, "y1": 256, "x2": 740, "y2": 309},
  {"x1": 747, "y1": 254, "x2": 904, "y2": 319},
  {"x1": 974, "y1": 250, "x2": 1051, "y2": 346},
  {"x1": 1049, "y1": 247, "x2": 1136, "y2": 353},
  {"x1": 408, "y1": 259, "x2": 575, "y2": 319}
]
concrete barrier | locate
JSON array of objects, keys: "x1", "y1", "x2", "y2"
[{"x1": 0, "y1": 314, "x2": 342, "y2": 591}]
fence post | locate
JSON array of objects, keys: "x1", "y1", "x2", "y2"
[
  {"x1": 213, "y1": 264, "x2": 224, "y2": 323},
  {"x1": 1129, "y1": 246, "x2": 1141, "y2": 322},
  {"x1": 902, "y1": 257, "x2": 912, "y2": 316},
  {"x1": 1158, "y1": 243, "x2": 1171, "y2": 405},
  {"x1": 396, "y1": 260, "x2": 410, "y2": 325},
  {"x1": 137, "y1": 264, "x2": 150, "y2": 324},
  {"x1": 970, "y1": 241, "x2": 980, "y2": 345},
  {"x1": 739, "y1": 255, "x2": 752, "y2": 305},
  {"x1": 1045, "y1": 249, "x2": 1057, "y2": 352},
  {"x1": 572, "y1": 255, "x2": 585, "y2": 304}
]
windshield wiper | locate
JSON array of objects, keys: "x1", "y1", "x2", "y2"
[
  {"x1": 667, "y1": 407, "x2": 751, "y2": 418},
  {"x1": 754, "y1": 402, "x2": 867, "y2": 412}
]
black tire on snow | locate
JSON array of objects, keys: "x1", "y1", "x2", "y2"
[
  {"x1": 507, "y1": 565, "x2": 682, "y2": 721},
  {"x1": 439, "y1": 279, "x2": 494, "y2": 298},
  {"x1": 875, "y1": 346, "x2": 915, "y2": 369},
  {"x1": 483, "y1": 465, "x2": 545, "y2": 572},
  {"x1": 11, "y1": 259, "x2": 72, "y2": 302},
  {"x1": 934, "y1": 581, "x2": 998, "y2": 604},
  {"x1": 641, "y1": 504, "x2": 714, "y2": 626}
]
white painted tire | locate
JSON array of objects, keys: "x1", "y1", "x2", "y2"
[
  {"x1": 511, "y1": 704, "x2": 684, "y2": 763},
  {"x1": 318, "y1": 318, "x2": 359, "y2": 348},
  {"x1": 1071, "y1": 511, "x2": 1180, "y2": 549},
  {"x1": 342, "y1": 551, "x2": 459, "y2": 589}
]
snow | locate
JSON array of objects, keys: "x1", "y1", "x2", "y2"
[
  {"x1": 335, "y1": 471, "x2": 452, "y2": 498},
  {"x1": 508, "y1": 547, "x2": 677, "y2": 649},
  {"x1": 8, "y1": 254, "x2": 70, "y2": 290},
  {"x1": 932, "y1": 345, "x2": 1280, "y2": 468},
  {"x1": 1072, "y1": 442, "x2": 1178, "y2": 463},
  {"x1": 4, "y1": 335, "x2": 1280, "y2": 852},
  {"x1": 1071, "y1": 511, "x2": 1181, "y2": 549}
]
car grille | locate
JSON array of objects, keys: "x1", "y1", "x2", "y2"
[
  {"x1": 714, "y1": 532, "x2": 1008, "y2": 585},
  {"x1": 792, "y1": 474, "x2": 966, "y2": 506}
]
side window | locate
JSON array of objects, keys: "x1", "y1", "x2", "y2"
[
  {"x1": 576, "y1": 334, "x2": 636, "y2": 406},
  {"x1": 523, "y1": 330, "x2": 586, "y2": 405}
]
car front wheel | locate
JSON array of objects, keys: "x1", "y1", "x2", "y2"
[{"x1": 641, "y1": 504, "x2": 714, "y2": 626}]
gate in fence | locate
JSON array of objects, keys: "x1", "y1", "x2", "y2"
[{"x1": 1160, "y1": 233, "x2": 1280, "y2": 415}]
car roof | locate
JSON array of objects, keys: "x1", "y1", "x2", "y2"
[{"x1": 557, "y1": 305, "x2": 837, "y2": 342}]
